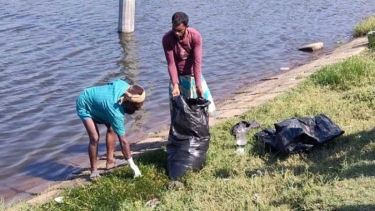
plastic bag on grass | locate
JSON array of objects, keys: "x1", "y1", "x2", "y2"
[
  {"x1": 167, "y1": 96, "x2": 211, "y2": 179},
  {"x1": 231, "y1": 120, "x2": 261, "y2": 137},
  {"x1": 255, "y1": 114, "x2": 344, "y2": 154}
]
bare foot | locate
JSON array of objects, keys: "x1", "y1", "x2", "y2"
[
  {"x1": 90, "y1": 170, "x2": 101, "y2": 180},
  {"x1": 106, "y1": 159, "x2": 116, "y2": 169},
  {"x1": 106, "y1": 159, "x2": 127, "y2": 170}
]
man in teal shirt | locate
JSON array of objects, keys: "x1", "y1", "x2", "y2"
[{"x1": 76, "y1": 79, "x2": 145, "y2": 179}]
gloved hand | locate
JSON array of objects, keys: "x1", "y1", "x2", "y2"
[
  {"x1": 127, "y1": 157, "x2": 142, "y2": 178},
  {"x1": 132, "y1": 165, "x2": 142, "y2": 178}
]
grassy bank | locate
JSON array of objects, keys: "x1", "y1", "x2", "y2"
[
  {"x1": 354, "y1": 15, "x2": 375, "y2": 37},
  {"x1": 6, "y1": 51, "x2": 375, "y2": 211}
]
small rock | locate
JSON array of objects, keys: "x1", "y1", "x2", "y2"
[
  {"x1": 168, "y1": 181, "x2": 184, "y2": 190},
  {"x1": 235, "y1": 147, "x2": 245, "y2": 155},
  {"x1": 280, "y1": 67, "x2": 290, "y2": 71},
  {"x1": 256, "y1": 170, "x2": 263, "y2": 176},
  {"x1": 54, "y1": 196, "x2": 64, "y2": 203},
  {"x1": 252, "y1": 194, "x2": 260, "y2": 203},
  {"x1": 145, "y1": 198, "x2": 160, "y2": 208},
  {"x1": 298, "y1": 42, "x2": 324, "y2": 52}
]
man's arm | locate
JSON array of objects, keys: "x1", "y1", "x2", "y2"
[
  {"x1": 163, "y1": 34, "x2": 181, "y2": 96},
  {"x1": 118, "y1": 134, "x2": 131, "y2": 159},
  {"x1": 192, "y1": 32, "x2": 203, "y2": 97},
  {"x1": 162, "y1": 35, "x2": 179, "y2": 86},
  {"x1": 117, "y1": 134, "x2": 141, "y2": 178},
  {"x1": 110, "y1": 112, "x2": 141, "y2": 178},
  {"x1": 111, "y1": 117, "x2": 131, "y2": 159}
]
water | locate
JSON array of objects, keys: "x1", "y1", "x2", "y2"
[{"x1": 1, "y1": 0, "x2": 374, "y2": 203}]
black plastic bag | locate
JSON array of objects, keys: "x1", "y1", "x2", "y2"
[
  {"x1": 167, "y1": 96, "x2": 211, "y2": 179},
  {"x1": 255, "y1": 114, "x2": 345, "y2": 154}
]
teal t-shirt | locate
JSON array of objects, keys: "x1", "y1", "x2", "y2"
[{"x1": 79, "y1": 79, "x2": 130, "y2": 136}]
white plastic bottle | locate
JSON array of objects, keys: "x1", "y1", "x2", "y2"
[{"x1": 235, "y1": 124, "x2": 247, "y2": 155}]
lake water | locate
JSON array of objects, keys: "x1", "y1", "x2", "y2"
[{"x1": 1, "y1": 0, "x2": 374, "y2": 203}]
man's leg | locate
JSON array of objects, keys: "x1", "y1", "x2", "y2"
[
  {"x1": 82, "y1": 119, "x2": 100, "y2": 176},
  {"x1": 105, "y1": 124, "x2": 117, "y2": 168}
]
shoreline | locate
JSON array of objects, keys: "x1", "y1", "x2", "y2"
[{"x1": 5, "y1": 36, "x2": 369, "y2": 207}]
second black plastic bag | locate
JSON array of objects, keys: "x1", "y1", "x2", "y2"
[
  {"x1": 167, "y1": 96, "x2": 211, "y2": 179},
  {"x1": 256, "y1": 114, "x2": 345, "y2": 154}
]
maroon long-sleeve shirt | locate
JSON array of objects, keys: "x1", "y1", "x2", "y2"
[{"x1": 162, "y1": 27, "x2": 202, "y2": 88}]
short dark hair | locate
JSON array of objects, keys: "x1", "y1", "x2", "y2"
[{"x1": 172, "y1": 12, "x2": 189, "y2": 27}]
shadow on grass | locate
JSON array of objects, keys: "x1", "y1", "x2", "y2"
[
  {"x1": 249, "y1": 127, "x2": 375, "y2": 181},
  {"x1": 335, "y1": 204, "x2": 375, "y2": 211},
  {"x1": 136, "y1": 148, "x2": 168, "y2": 171},
  {"x1": 214, "y1": 168, "x2": 238, "y2": 179}
]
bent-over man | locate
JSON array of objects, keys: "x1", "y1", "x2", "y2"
[{"x1": 76, "y1": 79, "x2": 145, "y2": 179}]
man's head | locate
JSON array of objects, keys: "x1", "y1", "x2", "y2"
[
  {"x1": 118, "y1": 84, "x2": 146, "y2": 114},
  {"x1": 171, "y1": 12, "x2": 189, "y2": 40}
]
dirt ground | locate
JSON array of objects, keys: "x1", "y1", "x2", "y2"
[{"x1": 7, "y1": 36, "x2": 369, "y2": 208}]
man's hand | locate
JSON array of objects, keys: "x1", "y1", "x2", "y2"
[
  {"x1": 172, "y1": 84, "x2": 180, "y2": 96},
  {"x1": 196, "y1": 86, "x2": 204, "y2": 98}
]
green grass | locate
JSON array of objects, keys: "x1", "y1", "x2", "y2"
[
  {"x1": 309, "y1": 54, "x2": 375, "y2": 90},
  {"x1": 354, "y1": 15, "x2": 375, "y2": 37},
  {"x1": 33, "y1": 150, "x2": 169, "y2": 211},
  {"x1": 4, "y1": 53, "x2": 375, "y2": 210}
]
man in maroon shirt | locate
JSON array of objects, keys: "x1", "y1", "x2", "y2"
[
  {"x1": 162, "y1": 12, "x2": 216, "y2": 117},
  {"x1": 162, "y1": 12, "x2": 204, "y2": 97}
]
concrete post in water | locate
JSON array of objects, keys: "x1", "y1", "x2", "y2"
[
  {"x1": 367, "y1": 31, "x2": 375, "y2": 50},
  {"x1": 118, "y1": 0, "x2": 135, "y2": 33}
]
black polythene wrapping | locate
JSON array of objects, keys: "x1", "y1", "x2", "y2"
[{"x1": 256, "y1": 114, "x2": 344, "y2": 154}]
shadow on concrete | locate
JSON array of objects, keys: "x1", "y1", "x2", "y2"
[
  {"x1": 131, "y1": 140, "x2": 168, "y2": 152},
  {"x1": 352, "y1": 42, "x2": 368, "y2": 49},
  {"x1": 136, "y1": 148, "x2": 168, "y2": 171}
]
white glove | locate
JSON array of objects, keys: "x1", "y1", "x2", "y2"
[
  {"x1": 132, "y1": 165, "x2": 142, "y2": 178},
  {"x1": 127, "y1": 157, "x2": 142, "y2": 178}
]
